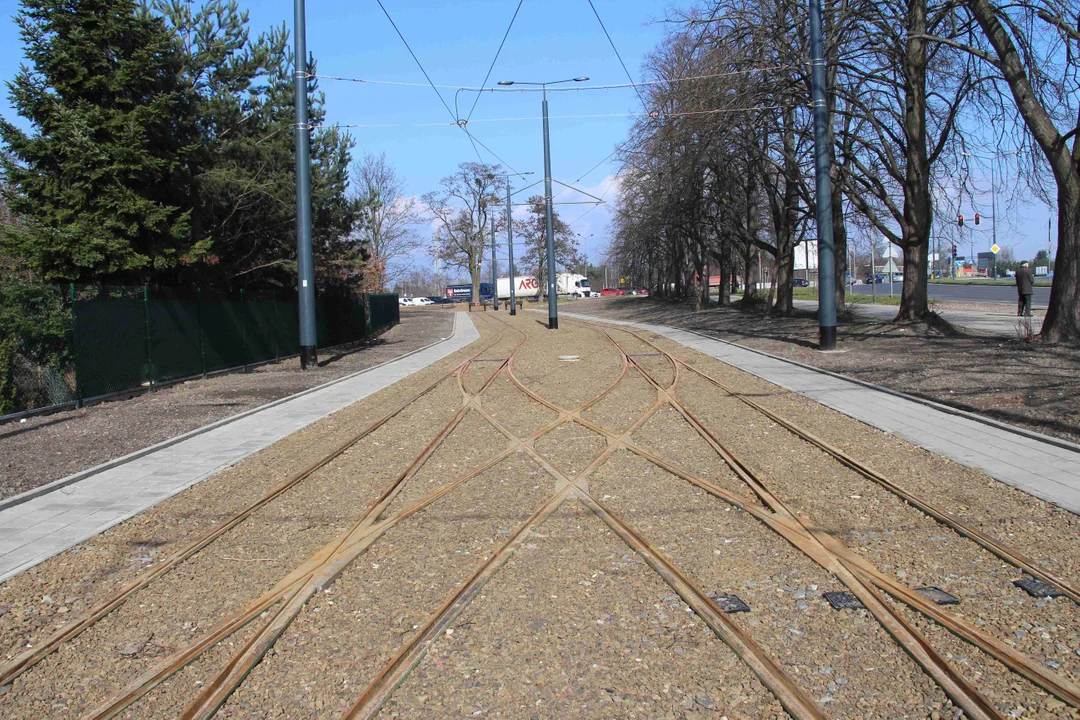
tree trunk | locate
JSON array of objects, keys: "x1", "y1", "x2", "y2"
[
  {"x1": 895, "y1": 0, "x2": 932, "y2": 321},
  {"x1": 898, "y1": 243, "x2": 928, "y2": 318},
  {"x1": 966, "y1": 0, "x2": 1080, "y2": 341},
  {"x1": 1042, "y1": 183, "x2": 1080, "y2": 341}
]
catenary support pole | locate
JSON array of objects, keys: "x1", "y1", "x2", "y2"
[
  {"x1": 543, "y1": 90, "x2": 558, "y2": 329},
  {"x1": 507, "y1": 181, "x2": 517, "y2": 316},
  {"x1": 294, "y1": 0, "x2": 317, "y2": 368},
  {"x1": 808, "y1": 0, "x2": 837, "y2": 349},
  {"x1": 491, "y1": 214, "x2": 498, "y2": 310}
]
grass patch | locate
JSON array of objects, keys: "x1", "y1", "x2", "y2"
[
  {"x1": 930, "y1": 278, "x2": 1051, "y2": 287},
  {"x1": 792, "y1": 287, "x2": 902, "y2": 305}
]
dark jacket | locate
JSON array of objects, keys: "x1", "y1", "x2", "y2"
[{"x1": 1015, "y1": 266, "x2": 1034, "y2": 295}]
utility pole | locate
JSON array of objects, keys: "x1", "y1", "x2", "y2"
[
  {"x1": 808, "y1": 0, "x2": 837, "y2": 349},
  {"x1": 293, "y1": 0, "x2": 316, "y2": 368},
  {"x1": 507, "y1": 181, "x2": 516, "y2": 316},
  {"x1": 491, "y1": 214, "x2": 498, "y2": 310},
  {"x1": 542, "y1": 88, "x2": 558, "y2": 329}
]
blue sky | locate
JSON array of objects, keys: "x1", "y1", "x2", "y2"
[{"x1": 0, "y1": 0, "x2": 1058, "y2": 267}]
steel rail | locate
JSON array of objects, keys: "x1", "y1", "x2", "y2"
[
  {"x1": 613, "y1": 322, "x2": 1080, "y2": 604},
  {"x1": 502, "y1": 324, "x2": 1001, "y2": 718},
  {"x1": 76, "y1": 317, "x2": 521, "y2": 719},
  {"x1": 0, "y1": 320, "x2": 508, "y2": 689},
  {"x1": 576, "y1": 489, "x2": 829, "y2": 720},
  {"x1": 680, "y1": 353, "x2": 1080, "y2": 604},
  {"x1": 591, "y1": 321, "x2": 1078, "y2": 712},
  {"x1": 174, "y1": 322, "x2": 530, "y2": 720},
  {"x1": 596, "y1": 330, "x2": 1005, "y2": 719}
]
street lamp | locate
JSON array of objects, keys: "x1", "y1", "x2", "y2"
[{"x1": 497, "y1": 77, "x2": 589, "y2": 329}]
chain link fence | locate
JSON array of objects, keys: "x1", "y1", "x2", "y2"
[{"x1": 1, "y1": 282, "x2": 399, "y2": 419}]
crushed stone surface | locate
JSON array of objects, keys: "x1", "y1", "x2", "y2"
[{"x1": 0, "y1": 309, "x2": 1076, "y2": 720}]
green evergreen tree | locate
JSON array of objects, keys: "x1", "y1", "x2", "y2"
[{"x1": 0, "y1": 0, "x2": 202, "y2": 283}]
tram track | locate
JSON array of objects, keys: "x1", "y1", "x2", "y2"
[
  {"x1": 2, "y1": 310, "x2": 1076, "y2": 719},
  {"x1": 572, "y1": 317, "x2": 1080, "y2": 714}
]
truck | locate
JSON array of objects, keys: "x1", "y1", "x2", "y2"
[
  {"x1": 496, "y1": 276, "x2": 541, "y2": 300},
  {"x1": 554, "y1": 273, "x2": 591, "y2": 298},
  {"x1": 444, "y1": 282, "x2": 494, "y2": 303}
]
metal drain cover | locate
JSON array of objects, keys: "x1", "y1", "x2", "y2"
[
  {"x1": 822, "y1": 591, "x2": 864, "y2": 610},
  {"x1": 915, "y1": 586, "x2": 959, "y2": 606},
  {"x1": 1013, "y1": 576, "x2": 1063, "y2": 599},
  {"x1": 708, "y1": 593, "x2": 750, "y2": 614}
]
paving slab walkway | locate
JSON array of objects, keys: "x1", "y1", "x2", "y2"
[
  {"x1": 560, "y1": 311, "x2": 1080, "y2": 515},
  {"x1": 0, "y1": 312, "x2": 480, "y2": 582},
  {"x1": 790, "y1": 297, "x2": 1044, "y2": 335}
]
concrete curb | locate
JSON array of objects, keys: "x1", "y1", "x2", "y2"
[{"x1": 0, "y1": 315, "x2": 463, "y2": 513}]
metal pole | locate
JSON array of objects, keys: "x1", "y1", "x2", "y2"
[
  {"x1": 507, "y1": 182, "x2": 517, "y2": 315},
  {"x1": 491, "y1": 214, "x2": 498, "y2": 310},
  {"x1": 542, "y1": 89, "x2": 558, "y2": 329},
  {"x1": 809, "y1": 0, "x2": 837, "y2": 349},
  {"x1": 991, "y1": 160, "x2": 997, "y2": 279},
  {"x1": 871, "y1": 236, "x2": 876, "y2": 304},
  {"x1": 294, "y1": 0, "x2": 317, "y2": 369}
]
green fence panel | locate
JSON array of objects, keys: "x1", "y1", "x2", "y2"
[
  {"x1": 245, "y1": 291, "x2": 280, "y2": 364},
  {"x1": 200, "y1": 289, "x2": 247, "y2": 372},
  {"x1": 147, "y1": 287, "x2": 201, "y2": 382},
  {"x1": 72, "y1": 286, "x2": 148, "y2": 399},
  {"x1": 367, "y1": 293, "x2": 400, "y2": 335},
  {"x1": 274, "y1": 295, "x2": 299, "y2": 357}
]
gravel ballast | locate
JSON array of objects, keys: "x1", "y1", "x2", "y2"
[{"x1": 0, "y1": 310, "x2": 1076, "y2": 719}]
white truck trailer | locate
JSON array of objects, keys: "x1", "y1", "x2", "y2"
[
  {"x1": 496, "y1": 276, "x2": 541, "y2": 300},
  {"x1": 498, "y1": 273, "x2": 591, "y2": 299}
]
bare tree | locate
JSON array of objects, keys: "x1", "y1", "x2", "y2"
[
  {"x1": 350, "y1": 153, "x2": 420, "y2": 292},
  {"x1": 516, "y1": 195, "x2": 585, "y2": 292},
  {"x1": 918, "y1": 0, "x2": 1080, "y2": 341},
  {"x1": 423, "y1": 162, "x2": 503, "y2": 302}
]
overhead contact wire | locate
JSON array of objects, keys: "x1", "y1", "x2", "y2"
[
  {"x1": 465, "y1": 0, "x2": 525, "y2": 123},
  {"x1": 585, "y1": 0, "x2": 649, "y2": 109}
]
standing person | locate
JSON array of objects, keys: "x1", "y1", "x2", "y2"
[{"x1": 1015, "y1": 261, "x2": 1034, "y2": 317}]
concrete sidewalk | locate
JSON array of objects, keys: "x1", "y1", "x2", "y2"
[
  {"x1": 562, "y1": 311, "x2": 1080, "y2": 515},
  {"x1": 0, "y1": 312, "x2": 480, "y2": 582},
  {"x1": 792, "y1": 298, "x2": 1043, "y2": 336}
]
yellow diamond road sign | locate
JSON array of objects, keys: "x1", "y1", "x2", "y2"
[{"x1": 991, "y1": 244, "x2": 1000, "y2": 254}]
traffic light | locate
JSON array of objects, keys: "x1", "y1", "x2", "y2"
[
  {"x1": 951, "y1": 245, "x2": 957, "y2": 255},
  {"x1": 957, "y1": 214, "x2": 964, "y2": 227},
  {"x1": 974, "y1": 212, "x2": 981, "y2": 226}
]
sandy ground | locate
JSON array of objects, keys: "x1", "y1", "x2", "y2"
[
  {"x1": 0, "y1": 309, "x2": 1076, "y2": 719},
  {"x1": 0, "y1": 307, "x2": 453, "y2": 499}
]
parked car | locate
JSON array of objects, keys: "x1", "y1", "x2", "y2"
[
  {"x1": 792, "y1": 278, "x2": 810, "y2": 287},
  {"x1": 412, "y1": 297, "x2": 435, "y2": 306},
  {"x1": 864, "y1": 273, "x2": 887, "y2": 284},
  {"x1": 600, "y1": 288, "x2": 625, "y2": 296},
  {"x1": 892, "y1": 273, "x2": 903, "y2": 282},
  {"x1": 589, "y1": 291, "x2": 601, "y2": 298},
  {"x1": 426, "y1": 296, "x2": 453, "y2": 305},
  {"x1": 634, "y1": 287, "x2": 649, "y2": 296}
]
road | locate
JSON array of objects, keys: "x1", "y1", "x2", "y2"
[{"x1": 849, "y1": 281, "x2": 1050, "y2": 306}]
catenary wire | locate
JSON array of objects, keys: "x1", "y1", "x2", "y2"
[
  {"x1": 585, "y1": 0, "x2": 649, "y2": 108},
  {"x1": 465, "y1": 0, "x2": 525, "y2": 123},
  {"x1": 371, "y1": 0, "x2": 521, "y2": 173},
  {"x1": 310, "y1": 104, "x2": 792, "y2": 129},
  {"x1": 311, "y1": 66, "x2": 791, "y2": 93}
]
